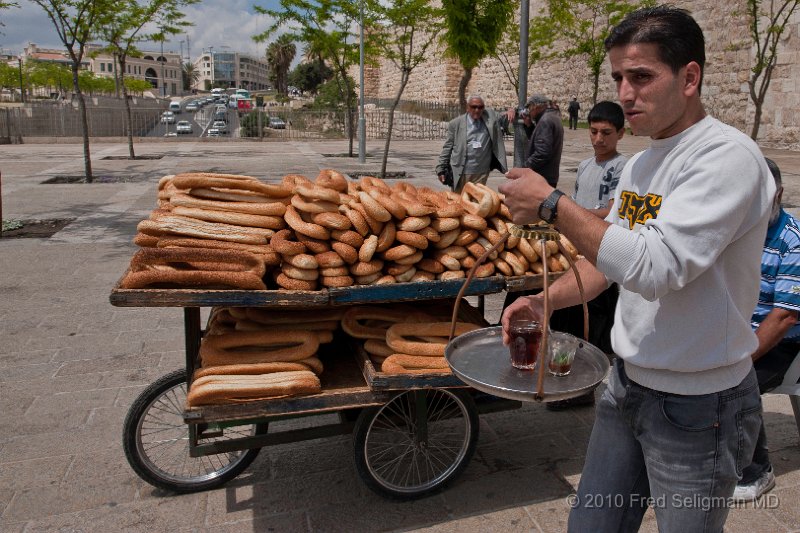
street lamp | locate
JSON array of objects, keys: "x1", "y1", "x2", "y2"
[
  {"x1": 208, "y1": 46, "x2": 214, "y2": 89},
  {"x1": 17, "y1": 54, "x2": 25, "y2": 104},
  {"x1": 159, "y1": 31, "x2": 166, "y2": 98}
]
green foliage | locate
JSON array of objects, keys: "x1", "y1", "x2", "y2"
[
  {"x1": 124, "y1": 77, "x2": 153, "y2": 94},
  {"x1": 288, "y1": 59, "x2": 333, "y2": 94},
  {"x1": 265, "y1": 34, "x2": 297, "y2": 94},
  {"x1": 1, "y1": 219, "x2": 23, "y2": 232},
  {"x1": 0, "y1": 61, "x2": 17, "y2": 90},
  {"x1": 313, "y1": 75, "x2": 356, "y2": 109},
  {"x1": 182, "y1": 61, "x2": 198, "y2": 90},
  {"x1": 545, "y1": 0, "x2": 654, "y2": 104},
  {"x1": 440, "y1": 0, "x2": 515, "y2": 70},
  {"x1": 239, "y1": 111, "x2": 264, "y2": 137}
]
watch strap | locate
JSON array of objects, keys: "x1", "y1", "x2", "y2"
[{"x1": 538, "y1": 189, "x2": 565, "y2": 224}]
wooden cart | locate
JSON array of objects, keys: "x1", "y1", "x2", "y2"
[{"x1": 110, "y1": 275, "x2": 546, "y2": 499}]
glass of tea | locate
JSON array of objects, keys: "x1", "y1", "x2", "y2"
[
  {"x1": 548, "y1": 333, "x2": 581, "y2": 376},
  {"x1": 508, "y1": 319, "x2": 545, "y2": 370}
]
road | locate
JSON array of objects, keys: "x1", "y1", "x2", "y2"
[{"x1": 148, "y1": 97, "x2": 241, "y2": 139}]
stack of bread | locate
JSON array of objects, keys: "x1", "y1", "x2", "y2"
[
  {"x1": 340, "y1": 304, "x2": 481, "y2": 375},
  {"x1": 186, "y1": 307, "x2": 341, "y2": 406},
  {"x1": 122, "y1": 169, "x2": 579, "y2": 290}
]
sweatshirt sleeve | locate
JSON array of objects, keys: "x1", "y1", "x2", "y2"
[{"x1": 597, "y1": 139, "x2": 771, "y2": 301}]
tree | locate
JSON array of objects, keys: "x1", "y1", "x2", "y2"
[
  {"x1": 97, "y1": 0, "x2": 196, "y2": 158},
  {"x1": 30, "y1": 0, "x2": 112, "y2": 182},
  {"x1": 25, "y1": 59, "x2": 71, "y2": 97},
  {"x1": 255, "y1": 0, "x2": 371, "y2": 157},
  {"x1": 746, "y1": 0, "x2": 800, "y2": 140},
  {"x1": 266, "y1": 34, "x2": 296, "y2": 94},
  {"x1": 545, "y1": 0, "x2": 653, "y2": 105},
  {"x1": 369, "y1": 0, "x2": 444, "y2": 178},
  {"x1": 0, "y1": 1, "x2": 19, "y2": 27},
  {"x1": 492, "y1": 3, "x2": 557, "y2": 97},
  {"x1": 440, "y1": 0, "x2": 515, "y2": 111},
  {"x1": 288, "y1": 59, "x2": 333, "y2": 95},
  {"x1": 182, "y1": 61, "x2": 198, "y2": 91}
]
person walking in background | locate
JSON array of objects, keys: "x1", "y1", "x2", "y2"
[
  {"x1": 435, "y1": 95, "x2": 508, "y2": 192},
  {"x1": 734, "y1": 157, "x2": 800, "y2": 502},
  {"x1": 524, "y1": 94, "x2": 563, "y2": 187},
  {"x1": 568, "y1": 96, "x2": 581, "y2": 130},
  {"x1": 546, "y1": 100, "x2": 628, "y2": 410},
  {"x1": 499, "y1": 6, "x2": 773, "y2": 531}
]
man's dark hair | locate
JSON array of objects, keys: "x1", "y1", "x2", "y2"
[
  {"x1": 587, "y1": 101, "x2": 625, "y2": 131},
  {"x1": 765, "y1": 157, "x2": 782, "y2": 187},
  {"x1": 605, "y1": 6, "x2": 705, "y2": 91}
]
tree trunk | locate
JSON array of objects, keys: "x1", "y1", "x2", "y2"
[
  {"x1": 72, "y1": 65, "x2": 93, "y2": 182},
  {"x1": 458, "y1": 67, "x2": 473, "y2": 112},
  {"x1": 119, "y1": 57, "x2": 136, "y2": 159},
  {"x1": 750, "y1": 100, "x2": 763, "y2": 141},
  {"x1": 381, "y1": 71, "x2": 410, "y2": 179},
  {"x1": 592, "y1": 71, "x2": 599, "y2": 106},
  {"x1": 342, "y1": 73, "x2": 355, "y2": 157}
]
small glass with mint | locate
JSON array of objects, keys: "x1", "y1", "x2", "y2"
[{"x1": 548, "y1": 334, "x2": 581, "y2": 376}]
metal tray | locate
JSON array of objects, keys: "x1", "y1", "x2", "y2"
[{"x1": 445, "y1": 326, "x2": 610, "y2": 402}]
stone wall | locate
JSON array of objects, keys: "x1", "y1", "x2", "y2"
[{"x1": 359, "y1": 0, "x2": 800, "y2": 149}]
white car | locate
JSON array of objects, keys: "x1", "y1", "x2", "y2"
[
  {"x1": 185, "y1": 102, "x2": 199, "y2": 112},
  {"x1": 207, "y1": 128, "x2": 220, "y2": 137},
  {"x1": 160, "y1": 111, "x2": 175, "y2": 124},
  {"x1": 211, "y1": 120, "x2": 228, "y2": 134},
  {"x1": 176, "y1": 120, "x2": 192, "y2": 134}
]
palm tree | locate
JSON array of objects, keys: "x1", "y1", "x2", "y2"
[
  {"x1": 266, "y1": 34, "x2": 296, "y2": 94},
  {"x1": 182, "y1": 61, "x2": 198, "y2": 91}
]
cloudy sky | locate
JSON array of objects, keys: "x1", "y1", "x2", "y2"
[{"x1": 0, "y1": 0, "x2": 292, "y2": 61}]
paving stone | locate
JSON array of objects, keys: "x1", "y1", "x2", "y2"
[
  {"x1": 17, "y1": 493, "x2": 207, "y2": 532},
  {"x1": 192, "y1": 512, "x2": 309, "y2": 533},
  {"x1": 307, "y1": 493, "x2": 451, "y2": 532},
  {"x1": 0, "y1": 363, "x2": 59, "y2": 383},
  {"x1": 412, "y1": 506, "x2": 538, "y2": 533},
  {"x1": 2, "y1": 474, "x2": 138, "y2": 521},
  {"x1": 0, "y1": 456, "x2": 72, "y2": 492},
  {"x1": 203, "y1": 465, "x2": 371, "y2": 527},
  {"x1": 55, "y1": 353, "x2": 161, "y2": 377}
]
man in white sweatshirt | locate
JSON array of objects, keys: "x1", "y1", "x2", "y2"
[{"x1": 499, "y1": 6, "x2": 774, "y2": 532}]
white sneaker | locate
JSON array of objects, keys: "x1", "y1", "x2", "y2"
[{"x1": 732, "y1": 467, "x2": 775, "y2": 502}]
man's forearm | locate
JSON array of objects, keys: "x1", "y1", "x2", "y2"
[
  {"x1": 553, "y1": 196, "x2": 610, "y2": 265},
  {"x1": 542, "y1": 257, "x2": 610, "y2": 310},
  {"x1": 753, "y1": 308, "x2": 798, "y2": 361}
]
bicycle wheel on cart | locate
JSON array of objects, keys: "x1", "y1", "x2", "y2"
[
  {"x1": 353, "y1": 388, "x2": 479, "y2": 500},
  {"x1": 123, "y1": 369, "x2": 267, "y2": 493}
]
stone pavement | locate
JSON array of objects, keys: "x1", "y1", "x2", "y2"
[{"x1": 0, "y1": 131, "x2": 799, "y2": 533}]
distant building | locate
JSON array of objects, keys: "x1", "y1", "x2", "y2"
[
  {"x1": 22, "y1": 43, "x2": 184, "y2": 97},
  {"x1": 193, "y1": 51, "x2": 271, "y2": 92}
]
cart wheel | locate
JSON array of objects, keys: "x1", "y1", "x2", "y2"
[
  {"x1": 123, "y1": 369, "x2": 266, "y2": 493},
  {"x1": 353, "y1": 388, "x2": 478, "y2": 499}
]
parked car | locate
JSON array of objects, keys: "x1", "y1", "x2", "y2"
[
  {"x1": 160, "y1": 111, "x2": 175, "y2": 124},
  {"x1": 269, "y1": 117, "x2": 286, "y2": 129},
  {"x1": 176, "y1": 120, "x2": 192, "y2": 134},
  {"x1": 207, "y1": 128, "x2": 220, "y2": 137}
]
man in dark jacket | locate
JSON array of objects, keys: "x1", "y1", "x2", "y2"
[
  {"x1": 524, "y1": 94, "x2": 564, "y2": 187},
  {"x1": 568, "y1": 96, "x2": 581, "y2": 129},
  {"x1": 436, "y1": 95, "x2": 508, "y2": 192}
]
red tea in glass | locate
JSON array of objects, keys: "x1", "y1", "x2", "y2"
[{"x1": 508, "y1": 320, "x2": 543, "y2": 370}]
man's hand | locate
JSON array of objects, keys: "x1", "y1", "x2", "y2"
[
  {"x1": 501, "y1": 294, "x2": 547, "y2": 345},
  {"x1": 498, "y1": 167, "x2": 554, "y2": 224}
]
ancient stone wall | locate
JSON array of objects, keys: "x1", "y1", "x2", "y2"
[{"x1": 359, "y1": 0, "x2": 800, "y2": 148}]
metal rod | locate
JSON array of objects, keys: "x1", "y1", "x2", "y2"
[{"x1": 536, "y1": 238, "x2": 549, "y2": 400}]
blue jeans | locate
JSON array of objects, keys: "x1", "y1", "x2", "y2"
[
  {"x1": 741, "y1": 340, "x2": 799, "y2": 484},
  {"x1": 568, "y1": 359, "x2": 762, "y2": 533}
]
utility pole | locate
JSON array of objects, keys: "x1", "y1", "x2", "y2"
[
  {"x1": 17, "y1": 55, "x2": 25, "y2": 104},
  {"x1": 358, "y1": 0, "x2": 366, "y2": 163},
  {"x1": 514, "y1": 0, "x2": 530, "y2": 168},
  {"x1": 186, "y1": 35, "x2": 190, "y2": 63},
  {"x1": 159, "y1": 29, "x2": 166, "y2": 97}
]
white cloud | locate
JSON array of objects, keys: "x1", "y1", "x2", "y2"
[{"x1": 0, "y1": 0, "x2": 299, "y2": 63}]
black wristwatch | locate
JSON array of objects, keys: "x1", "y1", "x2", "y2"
[{"x1": 538, "y1": 189, "x2": 565, "y2": 224}]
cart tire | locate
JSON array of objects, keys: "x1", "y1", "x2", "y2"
[
  {"x1": 123, "y1": 369, "x2": 266, "y2": 493},
  {"x1": 353, "y1": 388, "x2": 478, "y2": 499}
]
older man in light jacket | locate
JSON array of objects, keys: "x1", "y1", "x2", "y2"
[{"x1": 436, "y1": 95, "x2": 508, "y2": 192}]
